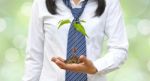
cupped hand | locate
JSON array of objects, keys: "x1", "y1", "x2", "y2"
[{"x1": 51, "y1": 55, "x2": 97, "y2": 74}]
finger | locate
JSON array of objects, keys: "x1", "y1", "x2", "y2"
[
  {"x1": 65, "y1": 64, "x2": 80, "y2": 71},
  {"x1": 56, "y1": 62, "x2": 81, "y2": 72},
  {"x1": 56, "y1": 57, "x2": 65, "y2": 62},
  {"x1": 51, "y1": 57, "x2": 69, "y2": 70},
  {"x1": 51, "y1": 57, "x2": 57, "y2": 62},
  {"x1": 51, "y1": 57, "x2": 65, "y2": 62},
  {"x1": 65, "y1": 64, "x2": 86, "y2": 72},
  {"x1": 79, "y1": 55, "x2": 88, "y2": 64},
  {"x1": 55, "y1": 59, "x2": 67, "y2": 69}
]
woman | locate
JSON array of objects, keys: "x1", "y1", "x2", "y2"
[{"x1": 22, "y1": 0, "x2": 128, "y2": 81}]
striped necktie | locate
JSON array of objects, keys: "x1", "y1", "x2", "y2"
[{"x1": 63, "y1": 0, "x2": 88, "y2": 81}]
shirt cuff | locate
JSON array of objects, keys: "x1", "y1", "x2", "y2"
[{"x1": 93, "y1": 53, "x2": 115, "y2": 74}]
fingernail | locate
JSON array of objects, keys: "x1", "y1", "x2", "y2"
[{"x1": 51, "y1": 57, "x2": 56, "y2": 62}]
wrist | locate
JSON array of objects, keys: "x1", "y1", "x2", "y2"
[{"x1": 88, "y1": 67, "x2": 98, "y2": 74}]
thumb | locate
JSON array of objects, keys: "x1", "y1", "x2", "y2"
[{"x1": 79, "y1": 55, "x2": 88, "y2": 64}]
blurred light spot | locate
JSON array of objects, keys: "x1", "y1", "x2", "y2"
[
  {"x1": 0, "y1": 64, "x2": 10, "y2": 80},
  {"x1": 20, "y1": 2, "x2": 32, "y2": 17},
  {"x1": 5, "y1": 48, "x2": 20, "y2": 63},
  {"x1": 122, "y1": 0, "x2": 149, "y2": 17},
  {"x1": 137, "y1": 19, "x2": 150, "y2": 36},
  {"x1": 13, "y1": 35, "x2": 27, "y2": 49},
  {"x1": 114, "y1": 66, "x2": 145, "y2": 81},
  {"x1": 0, "y1": 60, "x2": 22, "y2": 81},
  {"x1": 127, "y1": 24, "x2": 137, "y2": 39},
  {"x1": 147, "y1": 60, "x2": 150, "y2": 72},
  {"x1": 115, "y1": 70, "x2": 145, "y2": 81},
  {"x1": 149, "y1": 38, "x2": 150, "y2": 46},
  {"x1": 0, "y1": 18, "x2": 7, "y2": 32}
]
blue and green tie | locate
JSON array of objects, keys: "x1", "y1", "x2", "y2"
[{"x1": 63, "y1": 0, "x2": 88, "y2": 81}]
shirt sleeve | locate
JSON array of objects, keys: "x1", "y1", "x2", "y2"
[
  {"x1": 22, "y1": 0, "x2": 44, "y2": 81},
  {"x1": 93, "y1": 0, "x2": 129, "y2": 74}
]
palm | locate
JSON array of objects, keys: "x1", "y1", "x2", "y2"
[{"x1": 51, "y1": 55, "x2": 97, "y2": 74}]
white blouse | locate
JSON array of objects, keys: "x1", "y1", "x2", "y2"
[{"x1": 22, "y1": 0, "x2": 129, "y2": 81}]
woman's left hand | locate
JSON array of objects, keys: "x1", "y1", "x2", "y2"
[{"x1": 51, "y1": 55, "x2": 97, "y2": 74}]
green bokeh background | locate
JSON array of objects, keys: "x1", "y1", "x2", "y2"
[{"x1": 0, "y1": 0, "x2": 150, "y2": 81}]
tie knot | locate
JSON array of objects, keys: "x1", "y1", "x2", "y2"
[
  {"x1": 72, "y1": 8, "x2": 82, "y2": 19},
  {"x1": 63, "y1": 0, "x2": 88, "y2": 21}
]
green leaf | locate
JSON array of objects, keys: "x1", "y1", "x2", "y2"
[
  {"x1": 73, "y1": 22, "x2": 88, "y2": 38},
  {"x1": 80, "y1": 20, "x2": 86, "y2": 23},
  {"x1": 58, "y1": 19, "x2": 71, "y2": 29}
]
